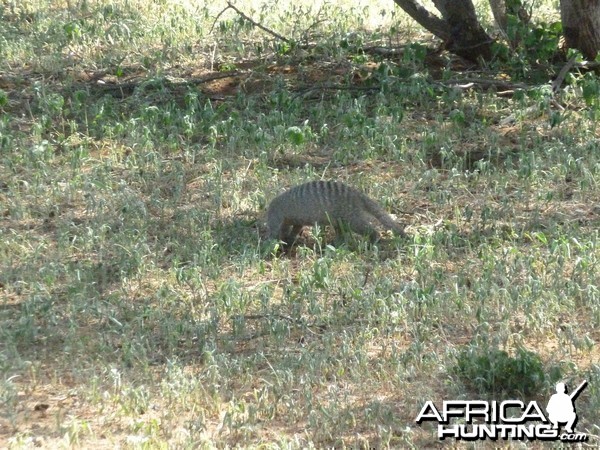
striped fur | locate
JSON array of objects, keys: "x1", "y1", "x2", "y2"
[{"x1": 266, "y1": 181, "x2": 405, "y2": 244}]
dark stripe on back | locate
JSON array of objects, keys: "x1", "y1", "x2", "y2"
[
  {"x1": 332, "y1": 181, "x2": 340, "y2": 198},
  {"x1": 298, "y1": 182, "x2": 309, "y2": 201}
]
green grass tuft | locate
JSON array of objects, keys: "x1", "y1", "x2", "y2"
[{"x1": 1, "y1": 0, "x2": 599, "y2": 448}]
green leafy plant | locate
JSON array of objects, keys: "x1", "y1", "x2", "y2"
[
  {"x1": 453, "y1": 346, "x2": 555, "y2": 397},
  {"x1": 0, "y1": 89, "x2": 8, "y2": 108}
]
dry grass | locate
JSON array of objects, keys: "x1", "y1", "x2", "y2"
[{"x1": 1, "y1": 0, "x2": 599, "y2": 448}]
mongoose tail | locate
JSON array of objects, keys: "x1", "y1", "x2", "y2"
[{"x1": 361, "y1": 195, "x2": 407, "y2": 238}]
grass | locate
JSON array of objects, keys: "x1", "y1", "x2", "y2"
[{"x1": 1, "y1": 0, "x2": 599, "y2": 448}]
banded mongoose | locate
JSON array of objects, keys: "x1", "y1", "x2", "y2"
[{"x1": 266, "y1": 180, "x2": 406, "y2": 244}]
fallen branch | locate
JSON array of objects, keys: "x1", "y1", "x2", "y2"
[
  {"x1": 498, "y1": 56, "x2": 578, "y2": 124},
  {"x1": 105, "y1": 71, "x2": 238, "y2": 88},
  {"x1": 362, "y1": 45, "x2": 406, "y2": 58},
  {"x1": 440, "y1": 77, "x2": 529, "y2": 91},
  {"x1": 575, "y1": 60, "x2": 600, "y2": 70},
  {"x1": 552, "y1": 54, "x2": 577, "y2": 94},
  {"x1": 66, "y1": 71, "x2": 240, "y2": 98}
]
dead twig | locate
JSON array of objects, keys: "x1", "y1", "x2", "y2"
[
  {"x1": 440, "y1": 77, "x2": 529, "y2": 91},
  {"x1": 299, "y1": 2, "x2": 327, "y2": 44},
  {"x1": 362, "y1": 267, "x2": 370, "y2": 288},
  {"x1": 499, "y1": 104, "x2": 540, "y2": 126},
  {"x1": 241, "y1": 313, "x2": 299, "y2": 323},
  {"x1": 552, "y1": 54, "x2": 578, "y2": 94},
  {"x1": 179, "y1": 71, "x2": 241, "y2": 85},
  {"x1": 73, "y1": 71, "x2": 240, "y2": 98},
  {"x1": 362, "y1": 45, "x2": 406, "y2": 58},
  {"x1": 498, "y1": 55, "x2": 578, "y2": 124},
  {"x1": 210, "y1": 4, "x2": 233, "y2": 34},
  {"x1": 575, "y1": 60, "x2": 600, "y2": 70},
  {"x1": 226, "y1": 1, "x2": 292, "y2": 44}
]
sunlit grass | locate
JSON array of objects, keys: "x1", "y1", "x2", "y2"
[{"x1": 1, "y1": 0, "x2": 599, "y2": 448}]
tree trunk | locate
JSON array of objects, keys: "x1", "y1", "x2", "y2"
[
  {"x1": 488, "y1": 1, "x2": 531, "y2": 32},
  {"x1": 489, "y1": 0, "x2": 508, "y2": 34},
  {"x1": 392, "y1": 0, "x2": 494, "y2": 62},
  {"x1": 560, "y1": 0, "x2": 600, "y2": 59}
]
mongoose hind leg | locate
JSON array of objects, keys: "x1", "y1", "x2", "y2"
[{"x1": 334, "y1": 215, "x2": 380, "y2": 243}]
